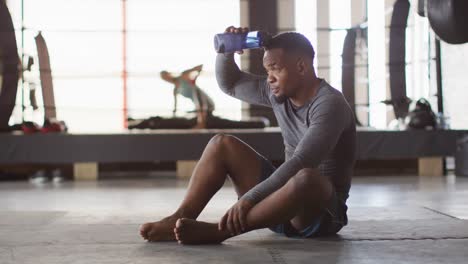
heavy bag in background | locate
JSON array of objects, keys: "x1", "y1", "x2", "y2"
[
  {"x1": 455, "y1": 135, "x2": 468, "y2": 177},
  {"x1": 427, "y1": 0, "x2": 468, "y2": 44},
  {"x1": 35, "y1": 32, "x2": 68, "y2": 133},
  {"x1": 0, "y1": 1, "x2": 20, "y2": 131},
  {"x1": 35, "y1": 32, "x2": 57, "y2": 120},
  {"x1": 341, "y1": 28, "x2": 362, "y2": 126},
  {"x1": 341, "y1": 29, "x2": 356, "y2": 119},
  {"x1": 389, "y1": 0, "x2": 410, "y2": 120}
]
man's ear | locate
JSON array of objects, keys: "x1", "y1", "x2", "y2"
[{"x1": 296, "y1": 57, "x2": 307, "y2": 75}]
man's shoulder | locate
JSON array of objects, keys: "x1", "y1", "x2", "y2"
[
  {"x1": 308, "y1": 83, "x2": 353, "y2": 119},
  {"x1": 313, "y1": 86, "x2": 347, "y2": 107}
]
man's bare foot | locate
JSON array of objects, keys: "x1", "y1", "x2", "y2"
[
  {"x1": 140, "y1": 216, "x2": 180, "y2": 242},
  {"x1": 173, "y1": 218, "x2": 232, "y2": 245}
]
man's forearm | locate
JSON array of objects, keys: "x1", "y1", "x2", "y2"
[{"x1": 241, "y1": 157, "x2": 303, "y2": 204}]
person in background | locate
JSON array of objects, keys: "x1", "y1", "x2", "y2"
[{"x1": 160, "y1": 64, "x2": 215, "y2": 128}]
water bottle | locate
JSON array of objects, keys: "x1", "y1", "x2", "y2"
[{"x1": 214, "y1": 31, "x2": 271, "y2": 53}]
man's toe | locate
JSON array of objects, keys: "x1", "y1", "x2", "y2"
[
  {"x1": 175, "y1": 218, "x2": 183, "y2": 228},
  {"x1": 139, "y1": 223, "x2": 151, "y2": 233}
]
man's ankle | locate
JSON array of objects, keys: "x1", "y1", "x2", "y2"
[{"x1": 172, "y1": 208, "x2": 197, "y2": 220}]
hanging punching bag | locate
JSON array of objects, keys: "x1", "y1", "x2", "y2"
[
  {"x1": 341, "y1": 29, "x2": 356, "y2": 117},
  {"x1": 389, "y1": 0, "x2": 411, "y2": 120},
  {"x1": 35, "y1": 32, "x2": 57, "y2": 120},
  {"x1": 341, "y1": 28, "x2": 362, "y2": 126},
  {"x1": 427, "y1": 0, "x2": 468, "y2": 44},
  {"x1": 0, "y1": 1, "x2": 20, "y2": 131}
]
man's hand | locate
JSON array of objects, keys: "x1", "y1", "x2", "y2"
[
  {"x1": 224, "y1": 26, "x2": 249, "y2": 54},
  {"x1": 219, "y1": 199, "x2": 254, "y2": 235}
]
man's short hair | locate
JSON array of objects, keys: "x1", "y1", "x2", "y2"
[{"x1": 264, "y1": 32, "x2": 315, "y2": 61}]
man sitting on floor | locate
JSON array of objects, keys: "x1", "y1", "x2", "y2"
[{"x1": 139, "y1": 26, "x2": 356, "y2": 244}]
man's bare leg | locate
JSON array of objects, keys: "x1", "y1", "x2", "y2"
[
  {"x1": 174, "y1": 168, "x2": 333, "y2": 244},
  {"x1": 140, "y1": 134, "x2": 264, "y2": 241}
]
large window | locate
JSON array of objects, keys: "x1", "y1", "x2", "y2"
[
  {"x1": 368, "y1": 0, "x2": 434, "y2": 128},
  {"x1": 295, "y1": 0, "x2": 317, "y2": 56},
  {"x1": 329, "y1": 0, "x2": 351, "y2": 91},
  {"x1": 295, "y1": 0, "x2": 435, "y2": 129},
  {"x1": 367, "y1": 0, "x2": 387, "y2": 128},
  {"x1": 126, "y1": 1, "x2": 241, "y2": 122},
  {"x1": 7, "y1": 0, "x2": 240, "y2": 132}
]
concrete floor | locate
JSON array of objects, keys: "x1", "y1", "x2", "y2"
[{"x1": 1, "y1": 174, "x2": 468, "y2": 263}]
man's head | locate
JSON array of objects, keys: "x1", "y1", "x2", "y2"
[{"x1": 263, "y1": 32, "x2": 315, "y2": 101}]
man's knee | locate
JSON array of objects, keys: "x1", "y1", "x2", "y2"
[
  {"x1": 209, "y1": 133, "x2": 238, "y2": 150},
  {"x1": 290, "y1": 168, "x2": 332, "y2": 199},
  {"x1": 292, "y1": 168, "x2": 320, "y2": 186}
]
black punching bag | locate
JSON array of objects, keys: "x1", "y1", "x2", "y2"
[
  {"x1": 389, "y1": 0, "x2": 410, "y2": 120},
  {"x1": 427, "y1": 0, "x2": 468, "y2": 44},
  {"x1": 341, "y1": 29, "x2": 356, "y2": 116},
  {"x1": 341, "y1": 28, "x2": 363, "y2": 126},
  {"x1": 0, "y1": 1, "x2": 20, "y2": 131}
]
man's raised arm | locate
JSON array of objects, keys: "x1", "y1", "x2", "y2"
[{"x1": 215, "y1": 26, "x2": 272, "y2": 107}]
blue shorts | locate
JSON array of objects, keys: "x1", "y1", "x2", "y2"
[{"x1": 258, "y1": 155, "x2": 348, "y2": 238}]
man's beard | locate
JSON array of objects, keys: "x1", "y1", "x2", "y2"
[{"x1": 273, "y1": 93, "x2": 287, "y2": 104}]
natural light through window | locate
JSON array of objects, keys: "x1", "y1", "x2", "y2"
[
  {"x1": 329, "y1": 0, "x2": 351, "y2": 91},
  {"x1": 367, "y1": 0, "x2": 386, "y2": 128},
  {"x1": 7, "y1": 0, "x2": 240, "y2": 133},
  {"x1": 294, "y1": 0, "x2": 317, "y2": 58}
]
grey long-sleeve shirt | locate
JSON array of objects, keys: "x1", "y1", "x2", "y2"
[{"x1": 216, "y1": 53, "x2": 356, "y2": 204}]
